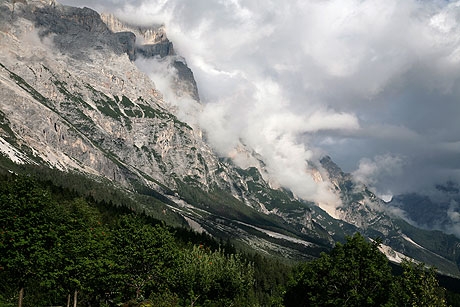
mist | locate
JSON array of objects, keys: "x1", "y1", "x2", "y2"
[{"x1": 60, "y1": 0, "x2": 460, "y2": 206}]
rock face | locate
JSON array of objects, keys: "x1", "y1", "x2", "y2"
[
  {"x1": 1, "y1": 2, "x2": 206, "y2": 189},
  {"x1": 320, "y1": 156, "x2": 393, "y2": 232},
  {"x1": 115, "y1": 31, "x2": 136, "y2": 60},
  {"x1": 1, "y1": 0, "x2": 460, "y2": 276},
  {"x1": 389, "y1": 182, "x2": 460, "y2": 238},
  {"x1": 101, "y1": 13, "x2": 200, "y2": 101},
  {"x1": 319, "y1": 156, "x2": 460, "y2": 276},
  {"x1": 0, "y1": 0, "x2": 333, "y2": 257},
  {"x1": 101, "y1": 13, "x2": 170, "y2": 46}
]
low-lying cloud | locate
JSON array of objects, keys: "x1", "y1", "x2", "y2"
[
  {"x1": 353, "y1": 154, "x2": 405, "y2": 200},
  {"x1": 387, "y1": 184, "x2": 460, "y2": 238},
  {"x1": 135, "y1": 56, "x2": 202, "y2": 124},
  {"x1": 61, "y1": 0, "x2": 460, "y2": 205}
]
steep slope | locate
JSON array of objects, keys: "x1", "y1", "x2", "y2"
[
  {"x1": 389, "y1": 182, "x2": 460, "y2": 239},
  {"x1": 0, "y1": 0, "x2": 338, "y2": 259},
  {"x1": 320, "y1": 156, "x2": 460, "y2": 276},
  {"x1": 0, "y1": 0, "x2": 460, "y2": 276}
]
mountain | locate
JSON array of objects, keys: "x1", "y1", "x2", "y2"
[
  {"x1": 1, "y1": 0, "x2": 460, "y2": 277},
  {"x1": 389, "y1": 182, "x2": 460, "y2": 239},
  {"x1": 0, "y1": 0, "x2": 335, "y2": 260},
  {"x1": 319, "y1": 157, "x2": 460, "y2": 276}
]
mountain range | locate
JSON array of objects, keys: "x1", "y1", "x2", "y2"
[{"x1": 1, "y1": 0, "x2": 460, "y2": 278}]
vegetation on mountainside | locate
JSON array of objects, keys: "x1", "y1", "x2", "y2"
[
  {"x1": 0, "y1": 175, "x2": 255, "y2": 306},
  {"x1": 0, "y1": 161, "x2": 457, "y2": 306}
]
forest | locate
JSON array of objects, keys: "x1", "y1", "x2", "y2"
[{"x1": 0, "y1": 162, "x2": 459, "y2": 306}]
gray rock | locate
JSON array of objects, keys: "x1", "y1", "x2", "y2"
[
  {"x1": 115, "y1": 31, "x2": 136, "y2": 61},
  {"x1": 101, "y1": 13, "x2": 200, "y2": 101},
  {"x1": 172, "y1": 59, "x2": 200, "y2": 101},
  {"x1": 136, "y1": 41, "x2": 174, "y2": 58},
  {"x1": 30, "y1": 4, "x2": 124, "y2": 60}
]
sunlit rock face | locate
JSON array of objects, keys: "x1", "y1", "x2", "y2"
[
  {"x1": 0, "y1": 1, "x2": 219, "y2": 190},
  {"x1": 0, "y1": 0, "x2": 314, "y2": 216}
]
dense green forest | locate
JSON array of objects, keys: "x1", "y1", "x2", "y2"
[
  {"x1": 0, "y1": 164, "x2": 289, "y2": 306},
  {"x1": 0, "y1": 161, "x2": 459, "y2": 306}
]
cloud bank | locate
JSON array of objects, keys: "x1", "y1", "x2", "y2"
[
  {"x1": 353, "y1": 154, "x2": 405, "y2": 200},
  {"x1": 61, "y1": 0, "x2": 460, "y2": 204}
]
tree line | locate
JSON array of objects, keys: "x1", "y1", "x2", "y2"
[
  {"x1": 0, "y1": 168, "x2": 457, "y2": 306},
  {"x1": 0, "y1": 175, "x2": 253, "y2": 306}
]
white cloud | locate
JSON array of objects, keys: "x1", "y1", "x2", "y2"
[
  {"x1": 60, "y1": 0, "x2": 460, "y2": 203},
  {"x1": 352, "y1": 154, "x2": 405, "y2": 197},
  {"x1": 446, "y1": 200, "x2": 460, "y2": 237},
  {"x1": 134, "y1": 56, "x2": 202, "y2": 125}
]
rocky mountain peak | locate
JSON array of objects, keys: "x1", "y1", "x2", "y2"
[
  {"x1": 320, "y1": 155, "x2": 345, "y2": 181},
  {"x1": 101, "y1": 13, "x2": 169, "y2": 46},
  {"x1": 100, "y1": 13, "x2": 199, "y2": 101}
]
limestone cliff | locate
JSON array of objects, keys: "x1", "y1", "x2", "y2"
[{"x1": 101, "y1": 13, "x2": 199, "y2": 101}]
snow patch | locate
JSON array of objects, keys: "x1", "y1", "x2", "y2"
[
  {"x1": 234, "y1": 220, "x2": 317, "y2": 247},
  {"x1": 378, "y1": 243, "x2": 412, "y2": 263},
  {"x1": 0, "y1": 137, "x2": 27, "y2": 164},
  {"x1": 402, "y1": 234, "x2": 426, "y2": 250}
]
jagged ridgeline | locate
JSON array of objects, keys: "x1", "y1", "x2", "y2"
[{"x1": 1, "y1": 0, "x2": 460, "y2": 281}]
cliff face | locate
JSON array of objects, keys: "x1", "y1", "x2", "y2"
[
  {"x1": 0, "y1": 0, "x2": 336, "y2": 257},
  {"x1": 101, "y1": 13, "x2": 199, "y2": 101},
  {"x1": 1, "y1": 0, "x2": 460, "y2": 276},
  {"x1": 319, "y1": 156, "x2": 460, "y2": 275},
  {"x1": 101, "y1": 13, "x2": 169, "y2": 46},
  {"x1": 1, "y1": 1, "x2": 252, "y2": 195},
  {"x1": 320, "y1": 156, "x2": 393, "y2": 232},
  {"x1": 101, "y1": 13, "x2": 174, "y2": 59}
]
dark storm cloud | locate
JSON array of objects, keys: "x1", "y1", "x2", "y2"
[{"x1": 60, "y1": 0, "x2": 460, "y2": 203}]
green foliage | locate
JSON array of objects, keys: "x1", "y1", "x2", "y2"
[
  {"x1": 110, "y1": 215, "x2": 180, "y2": 301},
  {"x1": 446, "y1": 290, "x2": 460, "y2": 307},
  {"x1": 178, "y1": 245, "x2": 254, "y2": 306},
  {"x1": 247, "y1": 252, "x2": 290, "y2": 306},
  {"x1": 85, "y1": 83, "x2": 126, "y2": 124},
  {"x1": 0, "y1": 176, "x2": 56, "y2": 291},
  {"x1": 119, "y1": 95, "x2": 136, "y2": 108},
  {"x1": 95, "y1": 97, "x2": 123, "y2": 120},
  {"x1": 284, "y1": 234, "x2": 393, "y2": 306},
  {"x1": 0, "y1": 173, "x2": 256, "y2": 306},
  {"x1": 394, "y1": 259, "x2": 447, "y2": 306},
  {"x1": 0, "y1": 164, "x2": 456, "y2": 306},
  {"x1": 284, "y1": 233, "x2": 449, "y2": 307}
]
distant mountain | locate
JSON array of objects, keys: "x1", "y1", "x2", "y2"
[
  {"x1": 319, "y1": 157, "x2": 460, "y2": 276},
  {"x1": 1, "y1": 0, "x2": 460, "y2": 278},
  {"x1": 389, "y1": 182, "x2": 460, "y2": 239}
]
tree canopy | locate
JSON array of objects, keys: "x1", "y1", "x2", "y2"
[
  {"x1": 0, "y1": 175, "x2": 255, "y2": 306},
  {"x1": 284, "y1": 233, "x2": 447, "y2": 307},
  {"x1": 0, "y1": 168, "x2": 456, "y2": 306}
]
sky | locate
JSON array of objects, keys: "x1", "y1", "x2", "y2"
[{"x1": 59, "y1": 0, "x2": 460, "y2": 204}]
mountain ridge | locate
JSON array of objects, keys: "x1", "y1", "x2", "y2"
[{"x1": 1, "y1": 0, "x2": 460, "y2": 278}]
